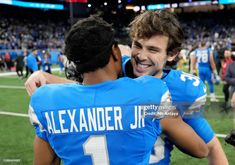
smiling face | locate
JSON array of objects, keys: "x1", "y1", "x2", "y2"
[{"x1": 131, "y1": 35, "x2": 171, "y2": 78}]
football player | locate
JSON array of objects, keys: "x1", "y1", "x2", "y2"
[
  {"x1": 191, "y1": 39, "x2": 220, "y2": 102},
  {"x1": 25, "y1": 11, "x2": 228, "y2": 165},
  {"x1": 29, "y1": 15, "x2": 208, "y2": 165}
]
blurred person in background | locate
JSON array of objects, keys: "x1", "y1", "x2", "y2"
[
  {"x1": 0, "y1": 55, "x2": 6, "y2": 71},
  {"x1": 224, "y1": 52, "x2": 235, "y2": 147},
  {"x1": 26, "y1": 48, "x2": 38, "y2": 74},
  {"x1": 23, "y1": 49, "x2": 30, "y2": 78},
  {"x1": 221, "y1": 49, "x2": 234, "y2": 112},
  {"x1": 225, "y1": 53, "x2": 235, "y2": 128},
  {"x1": 191, "y1": 39, "x2": 220, "y2": 102},
  {"x1": 36, "y1": 51, "x2": 42, "y2": 70},
  {"x1": 42, "y1": 50, "x2": 51, "y2": 73},
  {"x1": 15, "y1": 54, "x2": 24, "y2": 78},
  {"x1": 214, "y1": 41, "x2": 224, "y2": 74},
  {"x1": 57, "y1": 51, "x2": 65, "y2": 74},
  {"x1": 4, "y1": 52, "x2": 13, "y2": 71}
]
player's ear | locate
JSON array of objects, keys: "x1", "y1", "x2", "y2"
[
  {"x1": 111, "y1": 42, "x2": 121, "y2": 62},
  {"x1": 167, "y1": 50, "x2": 179, "y2": 62}
]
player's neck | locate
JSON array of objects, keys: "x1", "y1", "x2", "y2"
[
  {"x1": 154, "y1": 70, "x2": 163, "y2": 79},
  {"x1": 82, "y1": 67, "x2": 118, "y2": 85}
]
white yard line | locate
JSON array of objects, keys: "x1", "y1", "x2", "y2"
[
  {"x1": 0, "y1": 85, "x2": 25, "y2": 89},
  {"x1": 0, "y1": 111, "x2": 29, "y2": 118},
  {"x1": 0, "y1": 72, "x2": 18, "y2": 77},
  {"x1": 0, "y1": 68, "x2": 60, "y2": 77},
  {"x1": 207, "y1": 95, "x2": 224, "y2": 99},
  {"x1": 216, "y1": 134, "x2": 227, "y2": 138}
]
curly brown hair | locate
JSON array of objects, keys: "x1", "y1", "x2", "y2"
[{"x1": 129, "y1": 10, "x2": 184, "y2": 65}]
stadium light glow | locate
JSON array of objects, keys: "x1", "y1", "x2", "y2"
[
  {"x1": 219, "y1": 0, "x2": 235, "y2": 4},
  {"x1": 133, "y1": 6, "x2": 140, "y2": 12},
  {"x1": 0, "y1": 0, "x2": 12, "y2": 5},
  {"x1": 147, "y1": 4, "x2": 170, "y2": 10},
  {"x1": 0, "y1": 0, "x2": 64, "y2": 10},
  {"x1": 126, "y1": 5, "x2": 134, "y2": 10}
]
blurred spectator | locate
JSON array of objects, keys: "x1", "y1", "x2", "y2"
[
  {"x1": 224, "y1": 54, "x2": 235, "y2": 128},
  {"x1": 15, "y1": 55, "x2": 24, "y2": 78},
  {"x1": 57, "y1": 52, "x2": 65, "y2": 74},
  {"x1": 221, "y1": 49, "x2": 234, "y2": 112},
  {"x1": 42, "y1": 50, "x2": 51, "y2": 73},
  {"x1": 4, "y1": 52, "x2": 13, "y2": 71},
  {"x1": 36, "y1": 52, "x2": 42, "y2": 70},
  {"x1": 0, "y1": 55, "x2": 6, "y2": 71},
  {"x1": 23, "y1": 49, "x2": 30, "y2": 78},
  {"x1": 27, "y1": 48, "x2": 38, "y2": 74}
]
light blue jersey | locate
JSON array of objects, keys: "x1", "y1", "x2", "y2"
[
  {"x1": 151, "y1": 69, "x2": 214, "y2": 165},
  {"x1": 29, "y1": 76, "x2": 170, "y2": 165},
  {"x1": 195, "y1": 48, "x2": 211, "y2": 68},
  {"x1": 27, "y1": 54, "x2": 38, "y2": 72},
  {"x1": 195, "y1": 48, "x2": 214, "y2": 93},
  {"x1": 121, "y1": 56, "x2": 215, "y2": 165}
]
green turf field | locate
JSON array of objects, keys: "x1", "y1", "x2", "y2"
[{"x1": 0, "y1": 73, "x2": 234, "y2": 164}]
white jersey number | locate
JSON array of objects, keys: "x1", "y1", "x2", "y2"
[
  {"x1": 149, "y1": 137, "x2": 165, "y2": 164},
  {"x1": 180, "y1": 72, "x2": 200, "y2": 87},
  {"x1": 197, "y1": 51, "x2": 209, "y2": 63},
  {"x1": 83, "y1": 135, "x2": 110, "y2": 165}
]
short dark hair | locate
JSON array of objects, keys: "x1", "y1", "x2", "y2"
[{"x1": 64, "y1": 15, "x2": 115, "y2": 73}]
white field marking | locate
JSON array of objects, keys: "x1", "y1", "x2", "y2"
[
  {"x1": 0, "y1": 72, "x2": 18, "y2": 77},
  {"x1": 216, "y1": 134, "x2": 227, "y2": 138},
  {"x1": 0, "y1": 85, "x2": 25, "y2": 89},
  {"x1": 0, "y1": 68, "x2": 60, "y2": 77},
  {"x1": 206, "y1": 95, "x2": 224, "y2": 98},
  {"x1": 0, "y1": 110, "x2": 229, "y2": 138},
  {"x1": 0, "y1": 111, "x2": 29, "y2": 118}
]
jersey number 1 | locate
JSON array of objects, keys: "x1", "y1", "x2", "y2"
[{"x1": 83, "y1": 135, "x2": 110, "y2": 165}]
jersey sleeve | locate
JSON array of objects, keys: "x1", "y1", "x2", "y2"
[
  {"x1": 157, "y1": 90, "x2": 177, "y2": 119},
  {"x1": 184, "y1": 79, "x2": 215, "y2": 143},
  {"x1": 182, "y1": 75, "x2": 207, "y2": 117},
  {"x1": 28, "y1": 105, "x2": 48, "y2": 142},
  {"x1": 29, "y1": 89, "x2": 48, "y2": 142},
  {"x1": 183, "y1": 118, "x2": 215, "y2": 143},
  {"x1": 152, "y1": 79, "x2": 177, "y2": 119}
]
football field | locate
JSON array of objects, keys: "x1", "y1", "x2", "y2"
[{"x1": 0, "y1": 73, "x2": 234, "y2": 164}]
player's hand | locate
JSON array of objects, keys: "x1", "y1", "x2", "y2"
[
  {"x1": 191, "y1": 70, "x2": 197, "y2": 76},
  {"x1": 211, "y1": 73, "x2": 220, "y2": 85},
  {"x1": 25, "y1": 71, "x2": 47, "y2": 96}
]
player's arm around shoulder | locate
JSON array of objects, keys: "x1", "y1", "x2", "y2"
[
  {"x1": 183, "y1": 74, "x2": 228, "y2": 164},
  {"x1": 160, "y1": 115, "x2": 209, "y2": 158},
  {"x1": 155, "y1": 76, "x2": 208, "y2": 158},
  {"x1": 25, "y1": 70, "x2": 74, "y2": 96}
]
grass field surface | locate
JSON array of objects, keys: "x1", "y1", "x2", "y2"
[{"x1": 0, "y1": 72, "x2": 234, "y2": 164}]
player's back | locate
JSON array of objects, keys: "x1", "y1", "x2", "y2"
[
  {"x1": 30, "y1": 76, "x2": 169, "y2": 165},
  {"x1": 195, "y1": 48, "x2": 211, "y2": 68}
]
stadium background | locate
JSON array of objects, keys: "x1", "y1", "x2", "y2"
[{"x1": 0, "y1": 0, "x2": 235, "y2": 164}]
